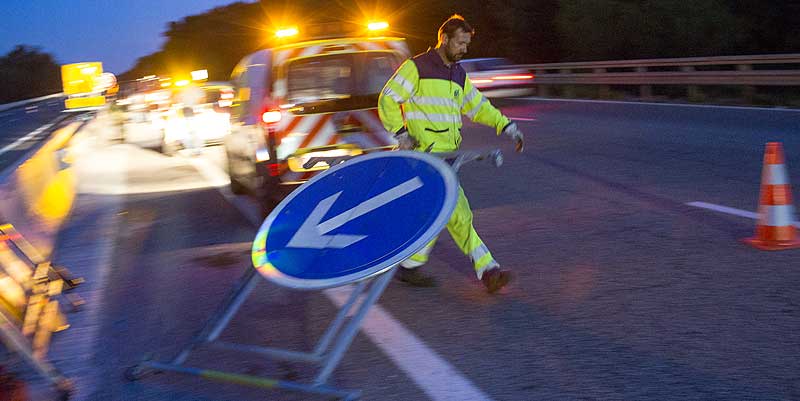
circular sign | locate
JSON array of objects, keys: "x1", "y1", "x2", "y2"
[{"x1": 251, "y1": 151, "x2": 458, "y2": 289}]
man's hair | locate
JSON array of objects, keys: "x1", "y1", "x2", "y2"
[{"x1": 437, "y1": 14, "x2": 474, "y2": 39}]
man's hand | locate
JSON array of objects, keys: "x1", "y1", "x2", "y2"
[
  {"x1": 503, "y1": 122, "x2": 524, "y2": 153},
  {"x1": 394, "y1": 130, "x2": 418, "y2": 150}
]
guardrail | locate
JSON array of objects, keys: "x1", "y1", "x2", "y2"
[
  {"x1": 519, "y1": 53, "x2": 800, "y2": 101},
  {"x1": 0, "y1": 93, "x2": 63, "y2": 113}
]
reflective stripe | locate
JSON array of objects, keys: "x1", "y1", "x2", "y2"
[
  {"x1": 469, "y1": 243, "x2": 491, "y2": 264},
  {"x1": 387, "y1": 40, "x2": 409, "y2": 55},
  {"x1": 766, "y1": 164, "x2": 789, "y2": 185},
  {"x1": 416, "y1": 241, "x2": 436, "y2": 257},
  {"x1": 404, "y1": 111, "x2": 460, "y2": 124},
  {"x1": 382, "y1": 87, "x2": 405, "y2": 103},
  {"x1": 400, "y1": 238, "x2": 437, "y2": 268},
  {"x1": 763, "y1": 205, "x2": 797, "y2": 226},
  {"x1": 359, "y1": 42, "x2": 384, "y2": 50},
  {"x1": 400, "y1": 258, "x2": 426, "y2": 268},
  {"x1": 465, "y1": 97, "x2": 487, "y2": 119},
  {"x1": 410, "y1": 96, "x2": 459, "y2": 109},
  {"x1": 475, "y1": 262, "x2": 500, "y2": 280},
  {"x1": 392, "y1": 74, "x2": 415, "y2": 95},
  {"x1": 298, "y1": 46, "x2": 323, "y2": 58},
  {"x1": 463, "y1": 87, "x2": 480, "y2": 105}
]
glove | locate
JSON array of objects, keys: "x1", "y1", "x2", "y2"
[
  {"x1": 394, "y1": 129, "x2": 418, "y2": 150},
  {"x1": 502, "y1": 122, "x2": 524, "y2": 153}
]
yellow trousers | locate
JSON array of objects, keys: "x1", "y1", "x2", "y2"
[{"x1": 400, "y1": 186, "x2": 499, "y2": 278}]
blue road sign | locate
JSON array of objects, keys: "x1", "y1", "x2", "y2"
[{"x1": 252, "y1": 151, "x2": 458, "y2": 289}]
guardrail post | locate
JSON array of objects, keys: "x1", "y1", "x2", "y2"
[
  {"x1": 560, "y1": 69, "x2": 574, "y2": 98},
  {"x1": 681, "y1": 66, "x2": 701, "y2": 101},
  {"x1": 737, "y1": 64, "x2": 755, "y2": 103},
  {"x1": 636, "y1": 67, "x2": 652, "y2": 99},
  {"x1": 594, "y1": 68, "x2": 609, "y2": 98},
  {"x1": 535, "y1": 69, "x2": 549, "y2": 97}
]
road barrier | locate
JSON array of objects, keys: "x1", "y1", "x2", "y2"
[
  {"x1": 0, "y1": 224, "x2": 78, "y2": 399},
  {"x1": 0, "y1": 115, "x2": 88, "y2": 399},
  {"x1": 520, "y1": 53, "x2": 800, "y2": 103},
  {"x1": 0, "y1": 121, "x2": 81, "y2": 261}
]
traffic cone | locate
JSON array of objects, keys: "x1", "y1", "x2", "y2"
[{"x1": 743, "y1": 142, "x2": 800, "y2": 250}]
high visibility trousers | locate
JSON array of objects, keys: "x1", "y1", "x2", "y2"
[{"x1": 400, "y1": 186, "x2": 499, "y2": 278}]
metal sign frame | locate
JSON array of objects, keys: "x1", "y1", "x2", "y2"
[{"x1": 128, "y1": 151, "x2": 460, "y2": 400}]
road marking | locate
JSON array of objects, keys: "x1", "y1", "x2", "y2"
[
  {"x1": 686, "y1": 201, "x2": 800, "y2": 227},
  {"x1": 327, "y1": 287, "x2": 494, "y2": 401},
  {"x1": 521, "y1": 97, "x2": 800, "y2": 112},
  {"x1": 0, "y1": 121, "x2": 56, "y2": 156},
  {"x1": 509, "y1": 116, "x2": 537, "y2": 121},
  {"x1": 191, "y1": 155, "x2": 493, "y2": 401}
]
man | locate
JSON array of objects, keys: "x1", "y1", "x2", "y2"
[
  {"x1": 176, "y1": 84, "x2": 206, "y2": 155},
  {"x1": 378, "y1": 14, "x2": 525, "y2": 294}
]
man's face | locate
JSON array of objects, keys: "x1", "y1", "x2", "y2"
[{"x1": 442, "y1": 28, "x2": 471, "y2": 63}]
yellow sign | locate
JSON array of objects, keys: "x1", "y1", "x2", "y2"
[{"x1": 61, "y1": 62, "x2": 103, "y2": 96}]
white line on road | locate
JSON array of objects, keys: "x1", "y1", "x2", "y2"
[
  {"x1": 0, "y1": 120, "x2": 56, "y2": 156},
  {"x1": 522, "y1": 96, "x2": 800, "y2": 112},
  {"x1": 190, "y1": 154, "x2": 494, "y2": 401},
  {"x1": 686, "y1": 201, "x2": 800, "y2": 228},
  {"x1": 509, "y1": 116, "x2": 537, "y2": 121},
  {"x1": 327, "y1": 287, "x2": 494, "y2": 401}
]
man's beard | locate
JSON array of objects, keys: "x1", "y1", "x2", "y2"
[{"x1": 447, "y1": 49, "x2": 464, "y2": 63}]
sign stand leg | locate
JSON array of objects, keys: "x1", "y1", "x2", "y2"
[
  {"x1": 314, "y1": 268, "x2": 394, "y2": 385},
  {"x1": 129, "y1": 267, "x2": 396, "y2": 400},
  {"x1": 170, "y1": 265, "x2": 260, "y2": 366},
  {"x1": 0, "y1": 311, "x2": 73, "y2": 398}
]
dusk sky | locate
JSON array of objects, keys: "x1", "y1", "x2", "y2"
[{"x1": 1, "y1": 0, "x2": 243, "y2": 74}]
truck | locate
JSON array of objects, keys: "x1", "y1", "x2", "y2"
[
  {"x1": 61, "y1": 62, "x2": 111, "y2": 110},
  {"x1": 223, "y1": 22, "x2": 409, "y2": 210}
]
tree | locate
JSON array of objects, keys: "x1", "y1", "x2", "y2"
[
  {"x1": 556, "y1": 0, "x2": 745, "y2": 61},
  {"x1": 0, "y1": 45, "x2": 62, "y2": 104}
]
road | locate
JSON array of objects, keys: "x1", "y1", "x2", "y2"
[
  {"x1": 37, "y1": 99, "x2": 800, "y2": 400},
  {"x1": 0, "y1": 97, "x2": 67, "y2": 171}
]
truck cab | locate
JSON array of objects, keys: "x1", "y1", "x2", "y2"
[{"x1": 224, "y1": 26, "x2": 409, "y2": 210}]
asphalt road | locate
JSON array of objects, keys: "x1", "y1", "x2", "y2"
[
  {"x1": 38, "y1": 100, "x2": 800, "y2": 400},
  {"x1": 0, "y1": 97, "x2": 67, "y2": 172}
]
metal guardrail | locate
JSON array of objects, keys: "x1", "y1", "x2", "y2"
[
  {"x1": 517, "y1": 54, "x2": 800, "y2": 100},
  {"x1": 0, "y1": 93, "x2": 63, "y2": 113}
]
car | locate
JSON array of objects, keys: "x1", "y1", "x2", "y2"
[
  {"x1": 224, "y1": 25, "x2": 409, "y2": 211},
  {"x1": 458, "y1": 58, "x2": 534, "y2": 97},
  {"x1": 158, "y1": 82, "x2": 233, "y2": 154}
]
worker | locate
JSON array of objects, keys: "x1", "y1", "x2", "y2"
[{"x1": 378, "y1": 14, "x2": 525, "y2": 294}]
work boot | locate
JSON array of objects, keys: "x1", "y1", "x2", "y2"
[
  {"x1": 396, "y1": 267, "x2": 438, "y2": 287},
  {"x1": 481, "y1": 267, "x2": 512, "y2": 294}
]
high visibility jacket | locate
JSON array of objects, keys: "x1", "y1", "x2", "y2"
[{"x1": 378, "y1": 49, "x2": 511, "y2": 153}]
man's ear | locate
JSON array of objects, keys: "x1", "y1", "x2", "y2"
[{"x1": 439, "y1": 33, "x2": 448, "y2": 46}]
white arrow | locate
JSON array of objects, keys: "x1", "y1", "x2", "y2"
[{"x1": 286, "y1": 177, "x2": 424, "y2": 249}]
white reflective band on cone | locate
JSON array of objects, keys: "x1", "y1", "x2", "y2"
[
  {"x1": 766, "y1": 164, "x2": 790, "y2": 185},
  {"x1": 762, "y1": 205, "x2": 797, "y2": 226}
]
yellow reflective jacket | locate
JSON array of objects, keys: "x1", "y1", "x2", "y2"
[{"x1": 378, "y1": 49, "x2": 511, "y2": 152}]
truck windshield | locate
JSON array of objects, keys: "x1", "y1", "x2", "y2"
[{"x1": 286, "y1": 51, "x2": 400, "y2": 106}]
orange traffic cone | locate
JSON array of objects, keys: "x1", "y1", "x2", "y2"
[{"x1": 743, "y1": 142, "x2": 800, "y2": 250}]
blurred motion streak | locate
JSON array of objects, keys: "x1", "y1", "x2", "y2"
[
  {"x1": 17, "y1": 123, "x2": 79, "y2": 222},
  {"x1": 0, "y1": 122, "x2": 80, "y2": 259}
]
